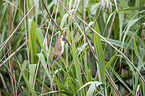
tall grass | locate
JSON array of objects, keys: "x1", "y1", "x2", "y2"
[{"x1": 0, "y1": 0, "x2": 145, "y2": 95}]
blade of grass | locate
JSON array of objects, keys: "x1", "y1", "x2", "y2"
[
  {"x1": 37, "y1": 53, "x2": 53, "y2": 84},
  {"x1": 29, "y1": 64, "x2": 36, "y2": 86},
  {"x1": 74, "y1": 81, "x2": 103, "y2": 96},
  {"x1": 60, "y1": 13, "x2": 69, "y2": 29},
  {"x1": 28, "y1": 19, "x2": 38, "y2": 64},
  {"x1": 17, "y1": 59, "x2": 37, "y2": 96},
  {"x1": 0, "y1": 2, "x2": 8, "y2": 29},
  {"x1": 94, "y1": 23, "x2": 105, "y2": 83},
  {"x1": 18, "y1": 60, "x2": 28, "y2": 83},
  {"x1": 118, "y1": 7, "x2": 145, "y2": 12},
  {"x1": 21, "y1": 86, "x2": 29, "y2": 95},
  {"x1": 71, "y1": 32, "x2": 83, "y2": 96},
  {"x1": 86, "y1": 83, "x2": 95, "y2": 96},
  {"x1": 0, "y1": 88, "x2": 10, "y2": 96},
  {"x1": 121, "y1": 18, "x2": 141, "y2": 50}
]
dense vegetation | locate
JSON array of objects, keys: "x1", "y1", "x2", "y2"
[{"x1": 0, "y1": 0, "x2": 145, "y2": 95}]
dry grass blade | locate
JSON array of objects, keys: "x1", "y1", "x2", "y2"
[
  {"x1": 0, "y1": 41, "x2": 27, "y2": 65},
  {"x1": 105, "y1": 70, "x2": 121, "y2": 96},
  {"x1": 0, "y1": 73, "x2": 9, "y2": 93}
]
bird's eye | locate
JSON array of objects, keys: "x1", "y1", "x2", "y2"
[
  {"x1": 62, "y1": 38, "x2": 66, "y2": 41},
  {"x1": 53, "y1": 55, "x2": 58, "y2": 60}
]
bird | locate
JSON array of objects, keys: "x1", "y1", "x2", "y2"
[{"x1": 52, "y1": 35, "x2": 64, "y2": 64}]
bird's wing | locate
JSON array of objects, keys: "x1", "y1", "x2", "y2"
[{"x1": 54, "y1": 36, "x2": 62, "y2": 55}]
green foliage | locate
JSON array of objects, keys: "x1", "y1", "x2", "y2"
[
  {"x1": 94, "y1": 23, "x2": 105, "y2": 83},
  {"x1": 0, "y1": 0, "x2": 145, "y2": 95},
  {"x1": 28, "y1": 19, "x2": 38, "y2": 64}
]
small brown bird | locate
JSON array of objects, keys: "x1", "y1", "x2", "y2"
[{"x1": 52, "y1": 35, "x2": 64, "y2": 64}]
